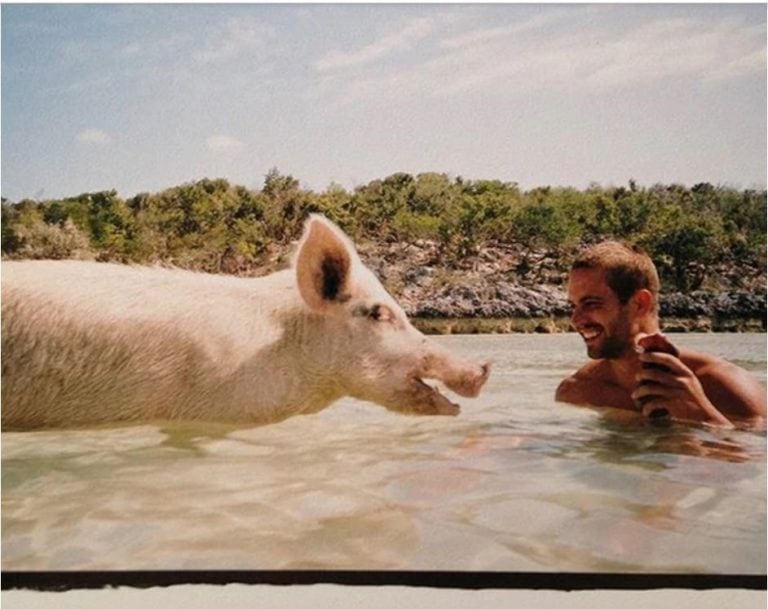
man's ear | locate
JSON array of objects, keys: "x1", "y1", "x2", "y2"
[{"x1": 632, "y1": 289, "x2": 656, "y2": 316}]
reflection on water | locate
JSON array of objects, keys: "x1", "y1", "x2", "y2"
[
  {"x1": 2, "y1": 334, "x2": 766, "y2": 574},
  {"x1": 585, "y1": 414, "x2": 764, "y2": 465}
]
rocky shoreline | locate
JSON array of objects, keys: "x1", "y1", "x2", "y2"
[
  {"x1": 353, "y1": 239, "x2": 767, "y2": 334},
  {"x1": 403, "y1": 286, "x2": 767, "y2": 334},
  {"x1": 405, "y1": 296, "x2": 766, "y2": 335}
]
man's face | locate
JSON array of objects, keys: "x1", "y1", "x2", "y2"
[{"x1": 567, "y1": 267, "x2": 635, "y2": 359}]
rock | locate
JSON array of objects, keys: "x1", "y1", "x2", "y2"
[{"x1": 534, "y1": 319, "x2": 557, "y2": 333}]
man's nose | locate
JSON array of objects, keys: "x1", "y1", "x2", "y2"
[{"x1": 570, "y1": 307, "x2": 583, "y2": 327}]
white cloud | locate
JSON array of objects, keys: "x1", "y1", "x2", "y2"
[
  {"x1": 314, "y1": 17, "x2": 435, "y2": 72},
  {"x1": 449, "y1": 15, "x2": 764, "y2": 93},
  {"x1": 75, "y1": 128, "x2": 112, "y2": 145},
  {"x1": 315, "y1": 10, "x2": 766, "y2": 106},
  {"x1": 579, "y1": 17, "x2": 765, "y2": 88},
  {"x1": 119, "y1": 42, "x2": 143, "y2": 57},
  {"x1": 193, "y1": 17, "x2": 275, "y2": 64},
  {"x1": 206, "y1": 135, "x2": 246, "y2": 152},
  {"x1": 439, "y1": 7, "x2": 582, "y2": 50},
  {"x1": 704, "y1": 48, "x2": 767, "y2": 82}
]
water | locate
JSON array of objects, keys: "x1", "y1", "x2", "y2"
[{"x1": 2, "y1": 334, "x2": 765, "y2": 574}]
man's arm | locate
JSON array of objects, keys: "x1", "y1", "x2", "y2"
[
  {"x1": 632, "y1": 351, "x2": 765, "y2": 427},
  {"x1": 697, "y1": 360, "x2": 766, "y2": 420}
]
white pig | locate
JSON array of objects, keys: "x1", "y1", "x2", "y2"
[{"x1": 1, "y1": 215, "x2": 490, "y2": 429}]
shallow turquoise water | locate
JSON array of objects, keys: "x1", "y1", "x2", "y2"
[{"x1": 2, "y1": 334, "x2": 765, "y2": 573}]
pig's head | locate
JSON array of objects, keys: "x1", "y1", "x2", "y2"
[{"x1": 294, "y1": 214, "x2": 490, "y2": 416}]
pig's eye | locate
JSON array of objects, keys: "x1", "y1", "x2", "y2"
[
  {"x1": 351, "y1": 303, "x2": 395, "y2": 322},
  {"x1": 368, "y1": 303, "x2": 395, "y2": 323}
]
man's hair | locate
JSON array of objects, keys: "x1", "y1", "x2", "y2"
[{"x1": 571, "y1": 241, "x2": 660, "y2": 305}]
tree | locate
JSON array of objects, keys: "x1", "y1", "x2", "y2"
[
  {"x1": 262, "y1": 168, "x2": 315, "y2": 242},
  {"x1": 640, "y1": 206, "x2": 726, "y2": 291},
  {"x1": 11, "y1": 216, "x2": 92, "y2": 260},
  {"x1": 313, "y1": 182, "x2": 356, "y2": 234}
]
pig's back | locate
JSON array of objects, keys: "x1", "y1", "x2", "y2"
[
  {"x1": 2, "y1": 260, "x2": 285, "y2": 321},
  {"x1": 1, "y1": 261, "x2": 299, "y2": 427}
]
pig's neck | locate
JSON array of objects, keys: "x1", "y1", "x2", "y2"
[{"x1": 230, "y1": 275, "x2": 347, "y2": 424}]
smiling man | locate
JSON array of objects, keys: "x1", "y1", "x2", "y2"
[{"x1": 555, "y1": 241, "x2": 766, "y2": 427}]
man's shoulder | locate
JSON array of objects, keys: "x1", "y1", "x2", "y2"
[
  {"x1": 680, "y1": 347, "x2": 766, "y2": 419},
  {"x1": 556, "y1": 360, "x2": 619, "y2": 405},
  {"x1": 678, "y1": 347, "x2": 722, "y2": 370},
  {"x1": 555, "y1": 374, "x2": 584, "y2": 403},
  {"x1": 562, "y1": 359, "x2": 612, "y2": 384},
  {"x1": 679, "y1": 348, "x2": 743, "y2": 386}
]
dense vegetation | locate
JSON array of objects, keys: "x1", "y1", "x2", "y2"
[{"x1": 2, "y1": 169, "x2": 765, "y2": 292}]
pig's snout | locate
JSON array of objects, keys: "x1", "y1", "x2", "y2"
[
  {"x1": 387, "y1": 355, "x2": 491, "y2": 418},
  {"x1": 422, "y1": 349, "x2": 491, "y2": 399},
  {"x1": 444, "y1": 361, "x2": 492, "y2": 398}
]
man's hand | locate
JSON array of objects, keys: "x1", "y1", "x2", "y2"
[{"x1": 632, "y1": 351, "x2": 733, "y2": 427}]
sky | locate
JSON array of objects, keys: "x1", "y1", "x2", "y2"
[{"x1": 1, "y1": 2, "x2": 766, "y2": 201}]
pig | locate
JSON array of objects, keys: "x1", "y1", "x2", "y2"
[{"x1": 1, "y1": 215, "x2": 490, "y2": 429}]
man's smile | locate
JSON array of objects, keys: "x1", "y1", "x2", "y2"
[{"x1": 578, "y1": 326, "x2": 603, "y2": 343}]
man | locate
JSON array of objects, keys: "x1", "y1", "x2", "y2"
[{"x1": 556, "y1": 241, "x2": 766, "y2": 427}]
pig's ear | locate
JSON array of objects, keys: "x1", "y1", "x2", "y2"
[{"x1": 295, "y1": 215, "x2": 354, "y2": 312}]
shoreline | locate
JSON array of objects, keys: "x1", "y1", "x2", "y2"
[{"x1": 411, "y1": 316, "x2": 767, "y2": 335}]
